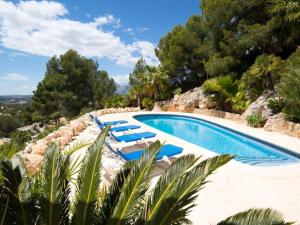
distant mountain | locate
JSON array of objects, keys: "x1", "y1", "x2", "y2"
[
  {"x1": 0, "y1": 95, "x2": 32, "y2": 105},
  {"x1": 115, "y1": 83, "x2": 129, "y2": 94}
]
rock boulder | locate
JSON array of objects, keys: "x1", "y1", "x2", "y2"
[
  {"x1": 264, "y1": 113, "x2": 300, "y2": 138},
  {"x1": 242, "y1": 91, "x2": 273, "y2": 120}
]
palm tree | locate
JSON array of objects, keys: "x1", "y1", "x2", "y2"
[
  {"x1": 202, "y1": 75, "x2": 238, "y2": 111},
  {"x1": 0, "y1": 127, "x2": 292, "y2": 225},
  {"x1": 249, "y1": 54, "x2": 282, "y2": 92},
  {"x1": 242, "y1": 54, "x2": 282, "y2": 100},
  {"x1": 145, "y1": 66, "x2": 169, "y2": 101}
]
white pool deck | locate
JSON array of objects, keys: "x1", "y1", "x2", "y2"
[{"x1": 69, "y1": 111, "x2": 300, "y2": 224}]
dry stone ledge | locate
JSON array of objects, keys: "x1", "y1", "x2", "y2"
[
  {"x1": 242, "y1": 91, "x2": 273, "y2": 120},
  {"x1": 21, "y1": 153, "x2": 44, "y2": 175},
  {"x1": 193, "y1": 109, "x2": 243, "y2": 123},
  {"x1": 264, "y1": 113, "x2": 300, "y2": 138},
  {"x1": 153, "y1": 87, "x2": 213, "y2": 112},
  {"x1": 21, "y1": 107, "x2": 140, "y2": 175}
]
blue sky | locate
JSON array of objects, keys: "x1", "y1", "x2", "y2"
[{"x1": 0, "y1": 0, "x2": 200, "y2": 95}]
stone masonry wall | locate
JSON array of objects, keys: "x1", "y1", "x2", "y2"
[{"x1": 21, "y1": 107, "x2": 140, "y2": 174}]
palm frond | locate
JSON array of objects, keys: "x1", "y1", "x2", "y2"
[
  {"x1": 96, "y1": 162, "x2": 132, "y2": 224},
  {"x1": 106, "y1": 141, "x2": 162, "y2": 225},
  {"x1": 66, "y1": 155, "x2": 83, "y2": 185},
  {"x1": 63, "y1": 139, "x2": 92, "y2": 156},
  {"x1": 0, "y1": 158, "x2": 36, "y2": 225},
  {"x1": 37, "y1": 143, "x2": 71, "y2": 225},
  {"x1": 71, "y1": 127, "x2": 109, "y2": 225},
  {"x1": 148, "y1": 154, "x2": 233, "y2": 225},
  {"x1": 139, "y1": 154, "x2": 198, "y2": 224},
  {"x1": 217, "y1": 208, "x2": 293, "y2": 225}
]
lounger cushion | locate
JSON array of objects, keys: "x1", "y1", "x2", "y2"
[
  {"x1": 103, "y1": 120, "x2": 128, "y2": 126},
  {"x1": 118, "y1": 144, "x2": 183, "y2": 161},
  {"x1": 110, "y1": 125, "x2": 141, "y2": 132},
  {"x1": 112, "y1": 131, "x2": 156, "y2": 142}
]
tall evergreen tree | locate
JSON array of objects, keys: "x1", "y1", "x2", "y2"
[{"x1": 31, "y1": 50, "x2": 115, "y2": 121}]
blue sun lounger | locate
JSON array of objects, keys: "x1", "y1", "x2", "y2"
[
  {"x1": 94, "y1": 116, "x2": 140, "y2": 132},
  {"x1": 111, "y1": 131, "x2": 156, "y2": 143},
  {"x1": 97, "y1": 123, "x2": 141, "y2": 132},
  {"x1": 95, "y1": 117, "x2": 128, "y2": 126},
  {"x1": 89, "y1": 114, "x2": 128, "y2": 126},
  {"x1": 115, "y1": 144, "x2": 183, "y2": 161}
]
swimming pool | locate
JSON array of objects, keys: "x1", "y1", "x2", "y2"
[{"x1": 134, "y1": 114, "x2": 300, "y2": 166}]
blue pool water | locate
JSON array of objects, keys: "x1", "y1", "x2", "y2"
[{"x1": 134, "y1": 114, "x2": 300, "y2": 166}]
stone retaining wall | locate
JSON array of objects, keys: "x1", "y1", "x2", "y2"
[
  {"x1": 263, "y1": 113, "x2": 300, "y2": 138},
  {"x1": 154, "y1": 88, "x2": 300, "y2": 139},
  {"x1": 193, "y1": 109, "x2": 243, "y2": 123},
  {"x1": 21, "y1": 107, "x2": 140, "y2": 174}
]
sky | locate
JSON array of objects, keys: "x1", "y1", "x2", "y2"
[{"x1": 0, "y1": 0, "x2": 200, "y2": 95}]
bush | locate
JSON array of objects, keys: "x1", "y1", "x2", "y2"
[
  {"x1": 104, "y1": 95, "x2": 130, "y2": 108},
  {"x1": 278, "y1": 49, "x2": 300, "y2": 122},
  {"x1": 246, "y1": 114, "x2": 264, "y2": 127},
  {"x1": 173, "y1": 87, "x2": 182, "y2": 96},
  {"x1": 267, "y1": 97, "x2": 285, "y2": 114},
  {"x1": 0, "y1": 130, "x2": 32, "y2": 157},
  {"x1": 0, "y1": 142, "x2": 21, "y2": 160},
  {"x1": 202, "y1": 74, "x2": 238, "y2": 111},
  {"x1": 241, "y1": 54, "x2": 281, "y2": 101},
  {"x1": 141, "y1": 97, "x2": 154, "y2": 110},
  {"x1": 10, "y1": 130, "x2": 32, "y2": 145},
  {"x1": 0, "y1": 115, "x2": 23, "y2": 138},
  {"x1": 80, "y1": 106, "x2": 95, "y2": 116}
]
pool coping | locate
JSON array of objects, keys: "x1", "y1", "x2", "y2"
[
  {"x1": 133, "y1": 113, "x2": 300, "y2": 162},
  {"x1": 99, "y1": 111, "x2": 300, "y2": 224}
]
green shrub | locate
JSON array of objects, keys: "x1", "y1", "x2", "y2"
[
  {"x1": 241, "y1": 54, "x2": 281, "y2": 101},
  {"x1": 104, "y1": 95, "x2": 130, "y2": 108},
  {"x1": 278, "y1": 49, "x2": 300, "y2": 122},
  {"x1": 202, "y1": 74, "x2": 238, "y2": 111},
  {"x1": 267, "y1": 97, "x2": 285, "y2": 114},
  {"x1": 246, "y1": 114, "x2": 264, "y2": 127},
  {"x1": 0, "y1": 130, "x2": 32, "y2": 158},
  {"x1": 141, "y1": 97, "x2": 154, "y2": 110},
  {"x1": 10, "y1": 130, "x2": 32, "y2": 146},
  {"x1": 0, "y1": 142, "x2": 21, "y2": 160},
  {"x1": 80, "y1": 106, "x2": 95, "y2": 116},
  {"x1": 173, "y1": 87, "x2": 182, "y2": 96},
  {"x1": 0, "y1": 115, "x2": 23, "y2": 138}
]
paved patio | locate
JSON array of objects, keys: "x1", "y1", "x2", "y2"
[{"x1": 69, "y1": 111, "x2": 300, "y2": 225}]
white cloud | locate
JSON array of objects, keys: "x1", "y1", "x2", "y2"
[
  {"x1": 137, "y1": 27, "x2": 149, "y2": 32},
  {"x1": 130, "y1": 41, "x2": 159, "y2": 66},
  {"x1": 10, "y1": 51, "x2": 31, "y2": 58},
  {"x1": 112, "y1": 74, "x2": 129, "y2": 85},
  {"x1": 93, "y1": 14, "x2": 121, "y2": 28},
  {"x1": 124, "y1": 27, "x2": 133, "y2": 33},
  {"x1": 0, "y1": 0, "x2": 158, "y2": 67},
  {"x1": 0, "y1": 73, "x2": 29, "y2": 81}
]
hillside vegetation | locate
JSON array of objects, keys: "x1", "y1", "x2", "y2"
[{"x1": 125, "y1": 0, "x2": 300, "y2": 122}]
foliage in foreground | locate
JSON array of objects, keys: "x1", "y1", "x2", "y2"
[
  {"x1": 0, "y1": 128, "x2": 292, "y2": 225},
  {"x1": 0, "y1": 130, "x2": 32, "y2": 159}
]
